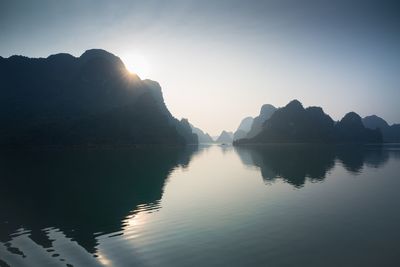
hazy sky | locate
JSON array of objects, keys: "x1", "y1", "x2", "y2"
[{"x1": 1, "y1": 0, "x2": 399, "y2": 135}]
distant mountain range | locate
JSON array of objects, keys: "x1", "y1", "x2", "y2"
[
  {"x1": 0, "y1": 49, "x2": 196, "y2": 147},
  {"x1": 235, "y1": 100, "x2": 382, "y2": 144},
  {"x1": 216, "y1": 130, "x2": 234, "y2": 143},
  {"x1": 190, "y1": 124, "x2": 214, "y2": 143}
]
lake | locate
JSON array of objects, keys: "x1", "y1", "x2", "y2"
[{"x1": 1, "y1": 144, "x2": 400, "y2": 266}]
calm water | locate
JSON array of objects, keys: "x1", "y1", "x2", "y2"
[{"x1": 1, "y1": 144, "x2": 400, "y2": 266}]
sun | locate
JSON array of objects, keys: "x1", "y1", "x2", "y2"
[{"x1": 120, "y1": 53, "x2": 151, "y2": 79}]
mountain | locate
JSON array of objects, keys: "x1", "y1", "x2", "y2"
[
  {"x1": 388, "y1": 125, "x2": 400, "y2": 143},
  {"x1": 363, "y1": 115, "x2": 389, "y2": 130},
  {"x1": 246, "y1": 104, "x2": 277, "y2": 138},
  {"x1": 190, "y1": 124, "x2": 214, "y2": 143},
  {"x1": 216, "y1": 130, "x2": 234, "y2": 143},
  {"x1": 335, "y1": 112, "x2": 382, "y2": 143},
  {"x1": 363, "y1": 115, "x2": 400, "y2": 143},
  {"x1": 236, "y1": 117, "x2": 254, "y2": 132},
  {"x1": 235, "y1": 100, "x2": 382, "y2": 144},
  {"x1": 233, "y1": 116, "x2": 253, "y2": 141},
  {"x1": 0, "y1": 49, "x2": 196, "y2": 147}
]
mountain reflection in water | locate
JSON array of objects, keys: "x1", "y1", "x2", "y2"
[
  {"x1": 235, "y1": 144, "x2": 395, "y2": 188},
  {"x1": 0, "y1": 146, "x2": 199, "y2": 262},
  {"x1": 1, "y1": 144, "x2": 400, "y2": 267}
]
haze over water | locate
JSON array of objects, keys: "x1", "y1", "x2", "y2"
[{"x1": 1, "y1": 144, "x2": 400, "y2": 266}]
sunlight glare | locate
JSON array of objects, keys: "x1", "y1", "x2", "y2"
[{"x1": 120, "y1": 53, "x2": 151, "y2": 79}]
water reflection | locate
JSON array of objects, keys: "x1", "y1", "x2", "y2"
[
  {"x1": 1, "y1": 144, "x2": 400, "y2": 266},
  {"x1": 0, "y1": 146, "x2": 198, "y2": 263},
  {"x1": 235, "y1": 144, "x2": 398, "y2": 188}
]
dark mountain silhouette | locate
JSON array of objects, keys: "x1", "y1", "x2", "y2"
[
  {"x1": 335, "y1": 112, "x2": 382, "y2": 143},
  {"x1": 363, "y1": 115, "x2": 400, "y2": 143},
  {"x1": 235, "y1": 100, "x2": 382, "y2": 144},
  {"x1": 246, "y1": 104, "x2": 277, "y2": 138},
  {"x1": 385, "y1": 125, "x2": 400, "y2": 142},
  {"x1": 235, "y1": 144, "x2": 390, "y2": 188},
  {"x1": 0, "y1": 147, "x2": 198, "y2": 256},
  {"x1": 233, "y1": 116, "x2": 253, "y2": 141},
  {"x1": 216, "y1": 130, "x2": 233, "y2": 143},
  {"x1": 363, "y1": 115, "x2": 389, "y2": 129},
  {"x1": 190, "y1": 124, "x2": 214, "y2": 143},
  {"x1": 0, "y1": 49, "x2": 196, "y2": 147}
]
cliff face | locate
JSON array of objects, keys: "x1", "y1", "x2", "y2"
[
  {"x1": 235, "y1": 100, "x2": 382, "y2": 145},
  {"x1": 233, "y1": 117, "x2": 253, "y2": 141},
  {"x1": 246, "y1": 104, "x2": 277, "y2": 138},
  {"x1": 0, "y1": 49, "x2": 195, "y2": 146}
]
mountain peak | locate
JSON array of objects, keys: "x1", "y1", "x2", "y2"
[
  {"x1": 80, "y1": 49, "x2": 116, "y2": 59},
  {"x1": 217, "y1": 130, "x2": 233, "y2": 143},
  {"x1": 79, "y1": 49, "x2": 124, "y2": 66},
  {"x1": 260, "y1": 104, "x2": 276, "y2": 114},
  {"x1": 336, "y1": 112, "x2": 365, "y2": 131},
  {"x1": 235, "y1": 101, "x2": 382, "y2": 144},
  {"x1": 363, "y1": 115, "x2": 389, "y2": 130},
  {"x1": 47, "y1": 53, "x2": 75, "y2": 60},
  {"x1": 285, "y1": 99, "x2": 303, "y2": 110},
  {"x1": 341, "y1": 112, "x2": 362, "y2": 122}
]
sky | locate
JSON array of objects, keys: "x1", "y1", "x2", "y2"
[{"x1": 1, "y1": 0, "x2": 399, "y2": 136}]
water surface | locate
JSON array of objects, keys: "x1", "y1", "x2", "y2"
[{"x1": 1, "y1": 144, "x2": 400, "y2": 266}]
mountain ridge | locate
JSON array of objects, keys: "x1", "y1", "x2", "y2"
[
  {"x1": 0, "y1": 49, "x2": 196, "y2": 147},
  {"x1": 235, "y1": 100, "x2": 382, "y2": 145}
]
